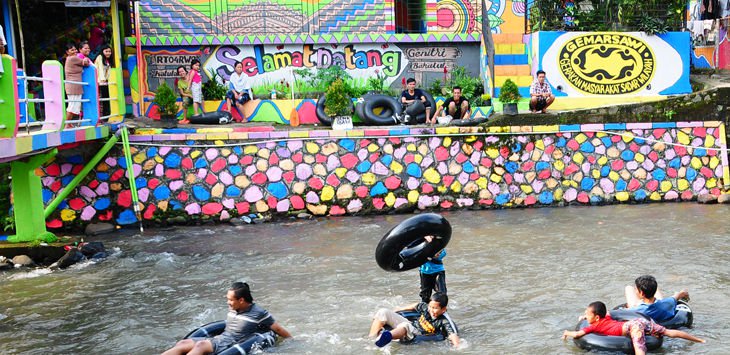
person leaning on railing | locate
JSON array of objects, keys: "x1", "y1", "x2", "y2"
[{"x1": 64, "y1": 43, "x2": 91, "y2": 122}]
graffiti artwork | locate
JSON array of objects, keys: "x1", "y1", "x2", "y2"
[
  {"x1": 204, "y1": 44, "x2": 407, "y2": 87},
  {"x1": 557, "y1": 34, "x2": 655, "y2": 95},
  {"x1": 539, "y1": 32, "x2": 690, "y2": 97}
]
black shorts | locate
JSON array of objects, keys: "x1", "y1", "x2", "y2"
[{"x1": 530, "y1": 97, "x2": 547, "y2": 111}]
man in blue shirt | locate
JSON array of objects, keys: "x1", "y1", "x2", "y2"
[{"x1": 624, "y1": 275, "x2": 690, "y2": 322}]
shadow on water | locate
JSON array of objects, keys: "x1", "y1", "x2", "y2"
[{"x1": 1, "y1": 204, "x2": 729, "y2": 354}]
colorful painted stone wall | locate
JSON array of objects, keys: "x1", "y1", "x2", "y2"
[
  {"x1": 39, "y1": 122, "x2": 729, "y2": 228},
  {"x1": 534, "y1": 32, "x2": 692, "y2": 98}
]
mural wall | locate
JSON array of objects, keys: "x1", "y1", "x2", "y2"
[
  {"x1": 39, "y1": 122, "x2": 728, "y2": 229},
  {"x1": 138, "y1": 0, "x2": 392, "y2": 35},
  {"x1": 136, "y1": 0, "x2": 527, "y2": 36},
  {"x1": 138, "y1": 40, "x2": 480, "y2": 97},
  {"x1": 535, "y1": 32, "x2": 691, "y2": 98}
]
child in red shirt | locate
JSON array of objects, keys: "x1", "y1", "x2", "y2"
[{"x1": 562, "y1": 301, "x2": 704, "y2": 355}]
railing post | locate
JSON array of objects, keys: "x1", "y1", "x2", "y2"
[
  {"x1": 8, "y1": 149, "x2": 58, "y2": 243},
  {"x1": 41, "y1": 60, "x2": 64, "y2": 131},
  {"x1": 0, "y1": 54, "x2": 19, "y2": 138},
  {"x1": 81, "y1": 64, "x2": 100, "y2": 126},
  {"x1": 108, "y1": 67, "x2": 126, "y2": 122}
]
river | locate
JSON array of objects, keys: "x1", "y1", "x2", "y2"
[{"x1": 1, "y1": 204, "x2": 728, "y2": 354}]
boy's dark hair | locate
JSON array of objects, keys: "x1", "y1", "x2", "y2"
[
  {"x1": 406, "y1": 78, "x2": 416, "y2": 84},
  {"x1": 635, "y1": 275, "x2": 658, "y2": 298},
  {"x1": 452, "y1": 86, "x2": 462, "y2": 91},
  {"x1": 536, "y1": 69, "x2": 546, "y2": 76},
  {"x1": 231, "y1": 282, "x2": 253, "y2": 303},
  {"x1": 431, "y1": 292, "x2": 448, "y2": 308},
  {"x1": 190, "y1": 58, "x2": 201, "y2": 68},
  {"x1": 588, "y1": 301, "x2": 607, "y2": 318}
]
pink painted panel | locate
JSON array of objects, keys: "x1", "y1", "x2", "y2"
[{"x1": 42, "y1": 61, "x2": 64, "y2": 131}]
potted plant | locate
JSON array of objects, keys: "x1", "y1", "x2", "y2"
[
  {"x1": 202, "y1": 73, "x2": 229, "y2": 101},
  {"x1": 154, "y1": 82, "x2": 179, "y2": 128},
  {"x1": 481, "y1": 93, "x2": 492, "y2": 107},
  {"x1": 325, "y1": 78, "x2": 353, "y2": 128},
  {"x1": 499, "y1": 79, "x2": 520, "y2": 115}
]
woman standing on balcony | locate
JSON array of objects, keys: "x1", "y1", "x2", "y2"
[
  {"x1": 64, "y1": 43, "x2": 90, "y2": 123},
  {"x1": 94, "y1": 44, "x2": 113, "y2": 118}
]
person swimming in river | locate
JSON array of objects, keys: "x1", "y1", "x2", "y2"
[
  {"x1": 162, "y1": 282, "x2": 291, "y2": 355},
  {"x1": 562, "y1": 301, "x2": 704, "y2": 355},
  {"x1": 369, "y1": 292, "x2": 460, "y2": 348}
]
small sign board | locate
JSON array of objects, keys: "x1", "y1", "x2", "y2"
[
  {"x1": 65, "y1": 1, "x2": 111, "y2": 7},
  {"x1": 332, "y1": 115, "x2": 353, "y2": 130}
]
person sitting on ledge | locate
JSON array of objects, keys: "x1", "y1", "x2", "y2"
[
  {"x1": 431, "y1": 86, "x2": 470, "y2": 125},
  {"x1": 225, "y1": 61, "x2": 252, "y2": 122},
  {"x1": 400, "y1": 78, "x2": 431, "y2": 124},
  {"x1": 529, "y1": 69, "x2": 555, "y2": 114}
]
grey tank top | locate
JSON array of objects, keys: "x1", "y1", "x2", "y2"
[{"x1": 221, "y1": 303, "x2": 275, "y2": 341}]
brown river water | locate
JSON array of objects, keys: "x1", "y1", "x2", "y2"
[{"x1": 1, "y1": 203, "x2": 729, "y2": 354}]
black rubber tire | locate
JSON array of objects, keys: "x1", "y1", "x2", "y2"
[
  {"x1": 375, "y1": 213, "x2": 451, "y2": 272},
  {"x1": 355, "y1": 93, "x2": 388, "y2": 125},
  {"x1": 316, "y1": 95, "x2": 354, "y2": 126},
  {"x1": 184, "y1": 320, "x2": 277, "y2": 354},
  {"x1": 449, "y1": 116, "x2": 488, "y2": 126},
  {"x1": 405, "y1": 90, "x2": 437, "y2": 125},
  {"x1": 189, "y1": 111, "x2": 233, "y2": 124},
  {"x1": 612, "y1": 301, "x2": 693, "y2": 329},
  {"x1": 383, "y1": 310, "x2": 448, "y2": 343},
  {"x1": 573, "y1": 310, "x2": 662, "y2": 352},
  {"x1": 362, "y1": 95, "x2": 402, "y2": 125}
]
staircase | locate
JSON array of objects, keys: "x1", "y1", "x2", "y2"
[{"x1": 491, "y1": 33, "x2": 532, "y2": 100}]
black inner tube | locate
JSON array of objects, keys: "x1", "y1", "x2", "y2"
[
  {"x1": 612, "y1": 301, "x2": 693, "y2": 329},
  {"x1": 362, "y1": 95, "x2": 402, "y2": 125},
  {"x1": 573, "y1": 310, "x2": 663, "y2": 353},
  {"x1": 375, "y1": 213, "x2": 451, "y2": 272},
  {"x1": 189, "y1": 111, "x2": 232, "y2": 124}
]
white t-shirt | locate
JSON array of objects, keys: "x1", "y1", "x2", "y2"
[
  {"x1": 228, "y1": 72, "x2": 249, "y2": 93},
  {"x1": 0, "y1": 25, "x2": 6, "y2": 46}
]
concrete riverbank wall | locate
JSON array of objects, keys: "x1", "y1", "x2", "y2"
[{"x1": 40, "y1": 122, "x2": 728, "y2": 229}]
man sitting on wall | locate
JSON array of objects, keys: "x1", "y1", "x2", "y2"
[
  {"x1": 431, "y1": 86, "x2": 470, "y2": 125},
  {"x1": 529, "y1": 70, "x2": 555, "y2": 114},
  {"x1": 400, "y1": 78, "x2": 431, "y2": 124}
]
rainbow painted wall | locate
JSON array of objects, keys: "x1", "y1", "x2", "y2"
[
  {"x1": 136, "y1": 0, "x2": 525, "y2": 36},
  {"x1": 39, "y1": 122, "x2": 729, "y2": 228}
]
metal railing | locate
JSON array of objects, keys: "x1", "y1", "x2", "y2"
[
  {"x1": 0, "y1": 54, "x2": 125, "y2": 141},
  {"x1": 525, "y1": 0, "x2": 686, "y2": 34}
]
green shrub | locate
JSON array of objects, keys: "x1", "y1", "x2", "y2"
[
  {"x1": 154, "y1": 82, "x2": 178, "y2": 116},
  {"x1": 324, "y1": 78, "x2": 352, "y2": 116},
  {"x1": 498, "y1": 79, "x2": 521, "y2": 104},
  {"x1": 427, "y1": 66, "x2": 484, "y2": 101},
  {"x1": 202, "y1": 73, "x2": 228, "y2": 101}
]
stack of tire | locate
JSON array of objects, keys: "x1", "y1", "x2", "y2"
[{"x1": 316, "y1": 91, "x2": 437, "y2": 126}]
